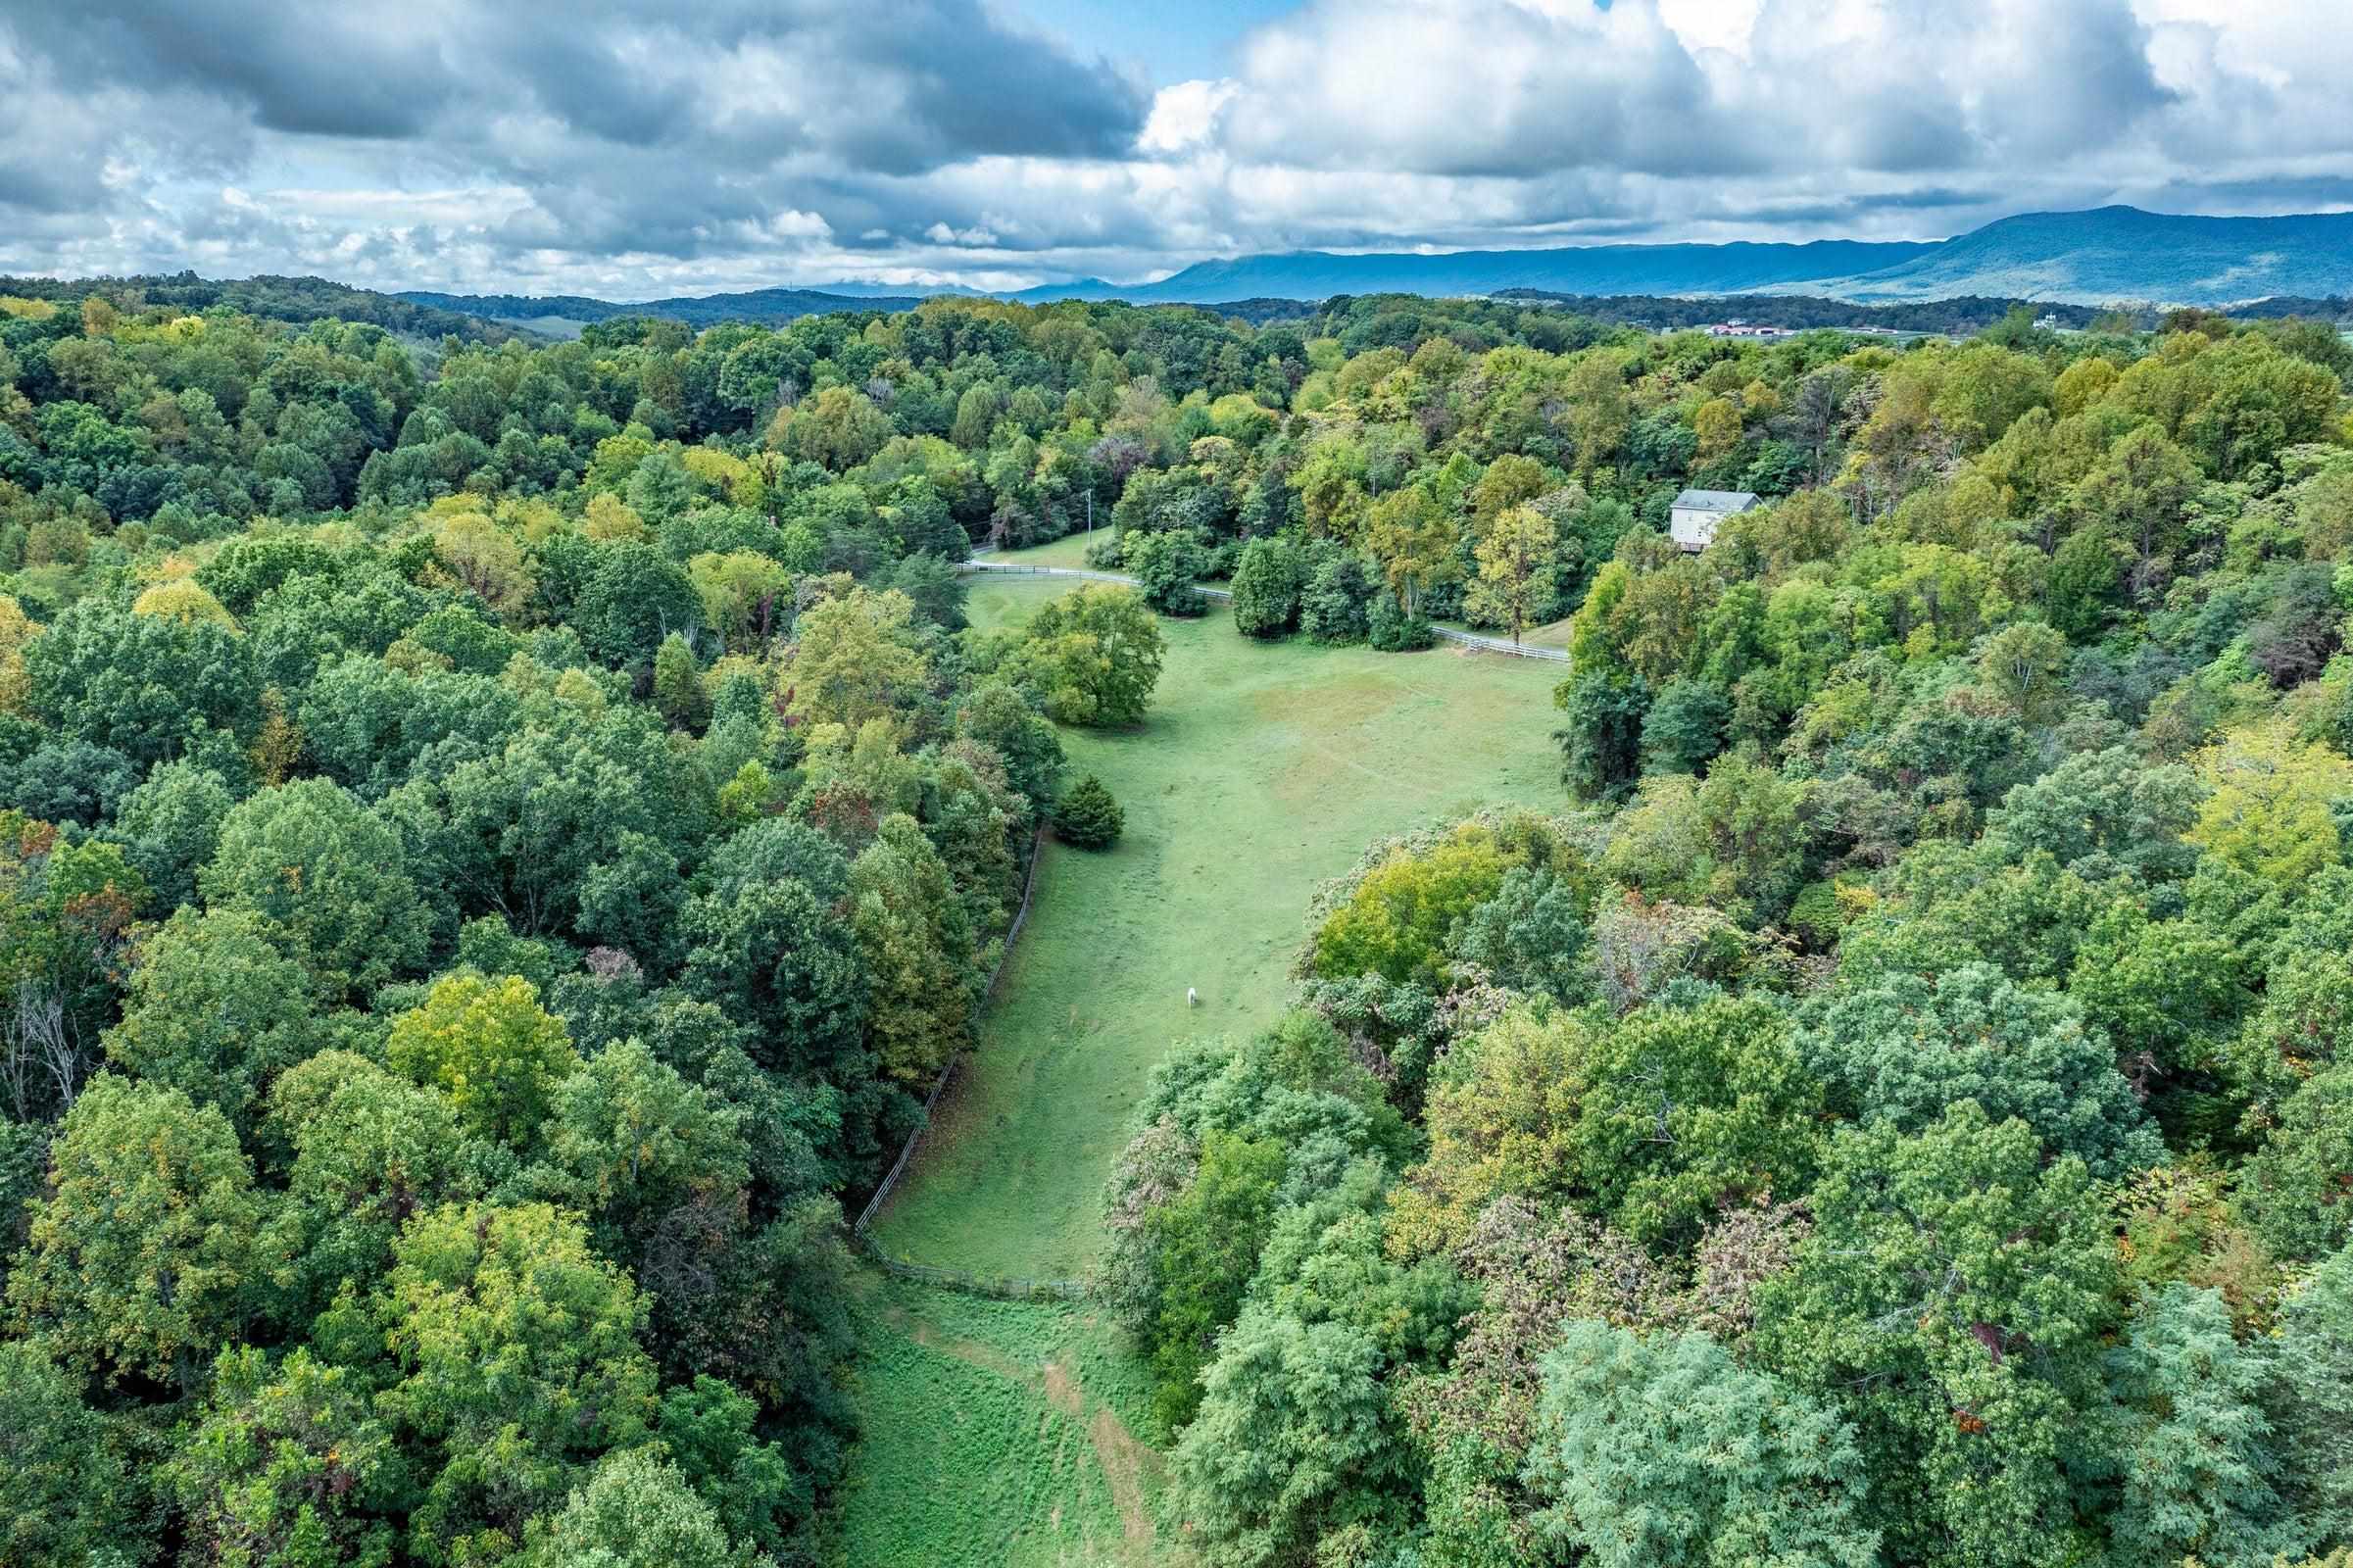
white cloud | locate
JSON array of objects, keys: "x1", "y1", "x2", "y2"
[
  {"x1": 1139, "y1": 78, "x2": 1238, "y2": 155},
  {"x1": 0, "y1": 0, "x2": 2345, "y2": 294}
]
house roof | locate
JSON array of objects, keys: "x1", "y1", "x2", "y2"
[{"x1": 1671, "y1": 488, "x2": 1761, "y2": 514}]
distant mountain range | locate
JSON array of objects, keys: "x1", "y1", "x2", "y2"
[
  {"x1": 1779, "y1": 208, "x2": 2353, "y2": 305},
  {"x1": 1005, "y1": 237, "x2": 1942, "y2": 305},
  {"x1": 386, "y1": 207, "x2": 2353, "y2": 335},
  {"x1": 1005, "y1": 209, "x2": 2353, "y2": 308}
]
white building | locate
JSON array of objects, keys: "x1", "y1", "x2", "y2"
[{"x1": 1669, "y1": 488, "x2": 1761, "y2": 552}]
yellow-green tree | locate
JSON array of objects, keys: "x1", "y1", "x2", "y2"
[
  {"x1": 1466, "y1": 504, "x2": 1558, "y2": 646},
  {"x1": 2187, "y1": 721, "x2": 2353, "y2": 886},
  {"x1": 386, "y1": 973, "x2": 581, "y2": 1147},
  {"x1": 786, "y1": 586, "x2": 929, "y2": 731},
  {"x1": 1365, "y1": 486, "x2": 1460, "y2": 613}
]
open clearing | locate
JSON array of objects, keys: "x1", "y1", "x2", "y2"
[
  {"x1": 870, "y1": 574, "x2": 1565, "y2": 1278},
  {"x1": 987, "y1": 532, "x2": 1107, "y2": 569},
  {"x1": 834, "y1": 1274, "x2": 1163, "y2": 1568}
]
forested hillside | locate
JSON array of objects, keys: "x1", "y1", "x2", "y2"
[{"x1": 0, "y1": 274, "x2": 2350, "y2": 1566}]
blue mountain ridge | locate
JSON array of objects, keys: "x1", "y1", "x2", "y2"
[{"x1": 397, "y1": 206, "x2": 2353, "y2": 327}]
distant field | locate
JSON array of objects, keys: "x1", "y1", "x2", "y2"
[
  {"x1": 871, "y1": 577, "x2": 1565, "y2": 1277},
  {"x1": 986, "y1": 532, "x2": 1110, "y2": 569},
  {"x1": 834, "y1": 1274, "x2": 1163, "y2": 1567},
  {"x1": 490, "y1": 315, "x2": 590, "y2": 339}
]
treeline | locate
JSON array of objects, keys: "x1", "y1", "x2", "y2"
[
  {"x1": 0, "y1": 271, "x2": 521, "y2": 344},
  {"x1": 394, "y1": 286, "x2": 929, "y2": 331},
  {"x1": 1, "y1": 275, "x2": 2350, "y2": 1565}
]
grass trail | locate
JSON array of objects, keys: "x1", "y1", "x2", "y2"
[
  {"x1": 870, "y1": 577, "x2": 1564, "y2": 1277},
  {"x1": 834, "y1": 1274, "x2": 1163, "y2": 1567}
]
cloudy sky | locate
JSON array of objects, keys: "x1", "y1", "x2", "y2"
[{"x1": 1, "y1": 0, "x2": 2345, "y2": 298}]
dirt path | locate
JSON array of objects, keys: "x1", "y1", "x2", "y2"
[{"x1": 902, "y1": 1308, "x2": 1161, "y2": 1561}]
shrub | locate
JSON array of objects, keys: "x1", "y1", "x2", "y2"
[
  {"x1": 1053, "y1": 774, "x2": 1123, "y2": 849},
  {"x1": 1231, "y1": 537, "x2": 1303, "y2": 639},
  {"x1": 1367, "y1": 592, "x2": 1434, "y2": 651},
  {"x1": 1300, "y1": 548, "x2": 1378, "y2": 645},
  {"x1": 1124, "y1": 530, "x2": 1207, "y2": 616}
]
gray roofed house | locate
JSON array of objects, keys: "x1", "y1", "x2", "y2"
[{"x1": 1669, "y1": 488, "x2": 1760, "y2": 552}]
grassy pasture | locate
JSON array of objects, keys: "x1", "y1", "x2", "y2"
[
  {"x1": 834, "y1": 1274, "x2": 1164, "y2": 1567},
  {"x1": 871, "y1": 576, "x2": 1564, "y2": 1277},
  {"x1": 985, "y1": 532, "x2": 1107, "y2": 569}
]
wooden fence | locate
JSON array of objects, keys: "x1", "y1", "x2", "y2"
[
  {"x1": 961, "y1": 558, "x2": 1570, "y2": 662},
  {"x1": 849, "y1": 824, "x2": 1091, "y2": 1299}
]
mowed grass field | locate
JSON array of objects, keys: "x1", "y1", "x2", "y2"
[
  {"x1": 982, "y1": 531, "x2": 1106, "y2": 569},
  {"x1": 834, "y1": 1274, "x2": 1164, "y2": 1568},
  {"x1": 870, "y1": 572, "x2": 1566, "y2": 1277}
]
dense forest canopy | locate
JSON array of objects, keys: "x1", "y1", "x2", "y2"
[{"x1": 1, "y1": 273, "x2": 2351, "y2": 1566}]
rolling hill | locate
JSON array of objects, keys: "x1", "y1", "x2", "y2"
[
  {"x1": 1010, "y1": 208, "x2": 2353, "y2": 308},
  {"x1": 393, "y1": 284, "x2": 924, "y2": 335},
  {"x1": 1790, "y1": 207, "x2": 2353, "y2": 304}
]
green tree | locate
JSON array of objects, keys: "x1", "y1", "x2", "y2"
[
  {"x1": 167, "y1": 1345, "x2": 401, "y2": 1568},
  {"x1": 1562, "y1": 995, "x2": 1825, "y2": 1248},
  {"x1": 1365, "y1": 485, "x2": 1460, "y2": 614},
  {"x1": 267, "y1": 1051, "x2": 473, "y2": 1307},
  {"x1": 109, "y1": 758, "x2": 234, "y2": 911},
  {"x1": 7, "y1": 1073, "x2": 264, "y2": 1394},
  {"x1": 1526, "y1": 1321, "x2": 1879, "y2": 1568},
  {"x1": 1144, "y1": 1130, "x2": 1288, "y2": 1431},
  {"x1": 574, "y1": 541, "x2": 702, "y2": 666},
  {"x1": 2238, "y1": 1060, "x2": 2353, "y2": 1261},
  {"x1": 654, "y1": 1376, "x2": 804, "y2": 1559},
  {"x1": 540, "y1": 1037, "x2": 750, "y2": 1254},
  {"x1": 517, "y1": 1448, "x2": 735, "y2": 1568},
  {"x1": 2104, "y1": 1285, "x2": 2295, "y2": 1567},
  {"x1": 1756, "y1": 1103, "x2": 2121, "y2": 1568},
  {"x1": 1052, "y1": 773, "x2": 1123, "y2": 849},
  {"x1": 200, "y1": 776, "x2": 433, "y2": 999},
  {"x1": 955, "y1": 680, "x2": 1064, "y2": 807},
  {"x1": 1165, "y1": 1305, "x2": 1412, "y2": 1568},
  {"x1": 652, "y1": 631, "x2": 709, "y2": 732},
  {"x1": 24, "y1": 598, "x2": 261, "y2": 768},
  {"x1": 848, "y1": 814, "x2": 979, "y2": 1085},
  {"x1": 368, "y1": 1201, "x2": 659, "y2": 1562},
  {"x1": 0, "y1": 1339, "x2": 136, "y2": 1568},
  {"x1": 1311, "y1": 827, "x2": 1508, "y2": 989},
  {"x1": 1796, "y1": 962, "x2": 2161, "y2": 1180},
  {"x1": 1230, "y1": 535, "x2": 1304, "y2": 638},
  {"x1": 1124, "y1": 528, "x2": 1208, "y2": 615},
  {"x1": 2262, "y1": 1244, "x2": 2353, "y2": 1547},
  {"x1": 775, "y1": 384, "x2": 895, "y2": 470},
  {"x1": 103, "y1": 905, "x2": 324, "y2": 1135},
  {"x1": 2073, "y1": 422, "x2": 2200, "y2": 594},
  {"x1": 679, "y1": 878, "x2": 867, "y2": 1076},
  {"x1": 2187, "y1": 721, "x2": 2352, "y2": 887},
  {"x1": 784, "y1": 586, "x2": 930, "y2": 731},
  {"x1": 999, "y1": 583, "x2": 1165, "y2": 727}
]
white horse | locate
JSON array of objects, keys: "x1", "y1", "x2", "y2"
[{"x1": 1187, "y1": 988, "x2": 1198, "y2": 1007}]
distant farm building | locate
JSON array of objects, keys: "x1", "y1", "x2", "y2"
[{"x1": 1670, "y1": 488, "x2": 1761, "y2": 552}]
